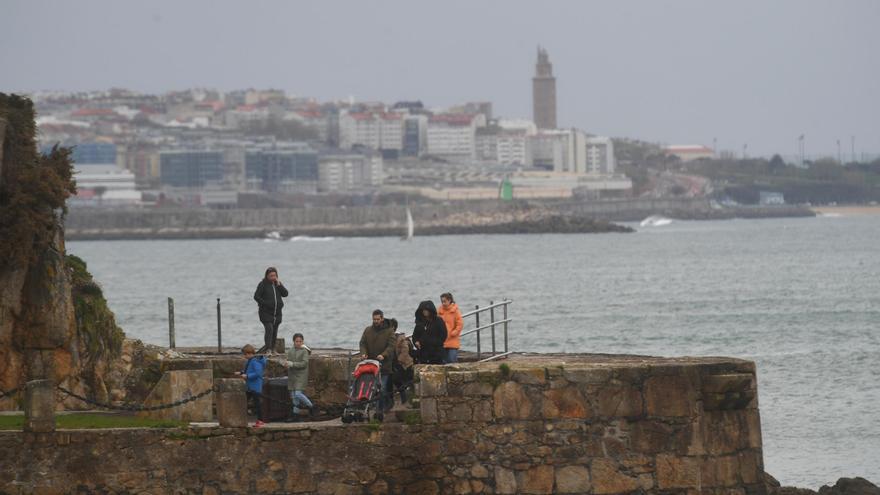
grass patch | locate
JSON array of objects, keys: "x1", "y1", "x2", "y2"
[
  {"x1": 402, "y1": 411, "x2": 421, "y2": 426},
  {"x1": 0, "y1": 413, "x2": 187, "y2": 430},
  {"x1": 498, "y1": 363, "x2": 511, "y2": 379}
]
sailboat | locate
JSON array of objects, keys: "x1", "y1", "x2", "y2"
[{"x1": 401, "y1": 207, "x2": 414, "y2": 241}]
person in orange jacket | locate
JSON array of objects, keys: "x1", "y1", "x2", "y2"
[{"x1": 438, "y1": 292, "x2": 464, "y2": 363}]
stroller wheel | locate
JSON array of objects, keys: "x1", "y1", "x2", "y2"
[
  {"x1": 342, "y1": 413, "x2": 353, "y2": 424},
  {"x1": 375, "y1": 412, "x2": 384, "y2": 422}
]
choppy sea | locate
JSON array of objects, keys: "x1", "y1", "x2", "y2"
[{"x1": 68, "y1": 214, "x2": 880, "y2": 488}]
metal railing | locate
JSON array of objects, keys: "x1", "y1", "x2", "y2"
[{"x1": 460, "y1": 299, "x2": 512, "y2": 361}]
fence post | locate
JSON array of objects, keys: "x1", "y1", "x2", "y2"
[
  {"x1": 503, "y1": 301, "x2": 509, "y2": 353},
  {"x1": 167, "y1": 297, "x2": 176, "y2": 349},
  {"x1": 475, "y1": 305, "x2": 481, "y2": 361},
  {"x1": 216, "y1": 298, "x2": 222, "y2": 354},
  {"x1": 24, "y1": 379, "x2": 55, "y2": 433},
  {"x1": 490, "y1": 300, "x2": 496, "y2": 355},
  {"x1": 216, "y1": 379, "x2": 248, "y2": 428}
]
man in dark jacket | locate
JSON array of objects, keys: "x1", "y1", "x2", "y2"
[
  {"x1": 359, "y1": 309, "x2": 396, "y2": 412},
  {"x1": 412, "y1": 300, "x2": 447, "y2": 365},
  {"x1": 254, "y1": 267, "x2": 289, "y2": 354}
]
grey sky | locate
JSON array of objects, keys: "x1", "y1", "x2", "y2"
[{"x1": 2, "y1": 0, "x2": 878, "y2": 157}]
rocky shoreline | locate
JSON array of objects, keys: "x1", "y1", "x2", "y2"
[{"x1": 768, "y1": 475, "x2": 880, "y2": 495}]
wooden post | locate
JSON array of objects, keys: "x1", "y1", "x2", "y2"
[{"x1": 167, "y1": 297, "x2": 176, "y2": 349}]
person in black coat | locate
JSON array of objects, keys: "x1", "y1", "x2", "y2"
[
  {"x1": 253, "y1": 267, "x2": 289, "y2": 353},
  {"x1": 411, "y1": 300, "x2": 447, "y2": 365}
]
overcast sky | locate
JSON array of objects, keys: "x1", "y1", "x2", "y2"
[{"x1": 2, "y1": 0, "x2": 878, "y2": 157}]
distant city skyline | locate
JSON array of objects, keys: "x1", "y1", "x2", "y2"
[{"x1": 2, "y1": 0, "x2": 879, "y2": 157}]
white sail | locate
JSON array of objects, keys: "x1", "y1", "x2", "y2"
[{"x1": 405, "y1": 207, "x2": 414, "y2": 241}]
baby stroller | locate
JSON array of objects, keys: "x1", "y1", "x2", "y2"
[{"x1": 342, "y1": 359, "x2": 384, "y2": 423}]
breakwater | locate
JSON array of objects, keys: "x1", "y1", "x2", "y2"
[
  {"x1": 1, "y1": 352, "x2": 768, "y2": 494},
  {"x1": 64, "y1": 198, "x2": 813, "y2": 240}
]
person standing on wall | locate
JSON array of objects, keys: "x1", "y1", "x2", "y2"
[
  {"x1": 254, "y1": 266, "x2": 289, "y2": 354},
  {"x1": 438, "y1": 292, "x2": 463, "y2": 364},
  {"x1": 412, "y1": 300, "x2": 447, "y2": 365}
]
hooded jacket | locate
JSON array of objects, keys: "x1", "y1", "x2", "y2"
[
  {"x1": 438, "y1": 302, "x2": 464, "y2": 350},
  {"x1": 286, "y1": 346, "x2": 310, "y2": 391},
  {"x1": 242, "y1": 355, "x2": 267, "y2": 393},
  {"x1": 393, "y1": 332, "x2": 415, "y2": 369},
  {"x1": 412, "y1": 300, "x2": 448, "y2": 364},
  {"x1": 254, "y1": 279, "x2": 289, "y2": 321},
  {"x1": 359, "y1": 320, "x2": 396, "y2": 375}
]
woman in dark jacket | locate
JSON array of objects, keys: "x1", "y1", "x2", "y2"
[
  {"x1": 253, "y1": 267, "x2": 289, "y2": 353},
  {"x1": 411, "y1": 300, "x2": 447, "y2": 365}
]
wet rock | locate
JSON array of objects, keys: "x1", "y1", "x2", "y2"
[{"x1": 819, "y1": 478, "x2": 880, "y2": 495}]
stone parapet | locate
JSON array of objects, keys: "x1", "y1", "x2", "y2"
[{"x1": 0, "y1": 354, "x2": 767, "y2": 494}]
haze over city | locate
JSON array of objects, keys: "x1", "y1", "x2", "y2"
[{"x1": 2, "y1": 0, "x2": 879, "y2": 157}]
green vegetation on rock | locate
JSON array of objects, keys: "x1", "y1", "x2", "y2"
[
  {"x1": 0, "y1": 94, "x2": 77, "y2": 271},
  {"x1": 66, "y1": 254, "x2": 124, "y2": 362}
]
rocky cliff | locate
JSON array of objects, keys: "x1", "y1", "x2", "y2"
[{"x1": 0, "y1": 94, "x2": 127, "y2": 409}]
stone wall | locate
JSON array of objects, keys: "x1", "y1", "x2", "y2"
[
  {"x1": 418, "y1": 355, "x2": 764, "y2": 494},
  {"x1": 0, "y1": 354, "x2": 766, "y2": 494}
]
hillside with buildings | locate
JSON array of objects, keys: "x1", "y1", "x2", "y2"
[{"x1": 31, "y1": 49, "x2": 628, "y2": 211}]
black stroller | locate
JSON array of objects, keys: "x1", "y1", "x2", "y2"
[{"x1": 342, "y1": 359, "x2": 384, "y2": 423}]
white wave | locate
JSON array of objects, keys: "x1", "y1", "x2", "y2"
[
  {"x1": 265, "y1": 231, "x2": 283, "y2": 240},
  {"x1": 289, "y1": 236, "x2": 335, "y2": 242},
  {"x1": 818, "y1": 212, "x2": 842, "y2": 218},
  {"x1": 640, "y1": 215, "x2": 673, "y2": 227}
]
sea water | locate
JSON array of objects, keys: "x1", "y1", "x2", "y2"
[{"x1": 68, "y1": 215, "x2": 880, "y2": 488}]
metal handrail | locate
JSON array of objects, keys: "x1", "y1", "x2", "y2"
[
  {"x1": 460, "y1": 319, "x2": 513, "y2": 337},
  {"x1": 460, "y1": 299, "x2": 512, "y2": 360},
  {"x1": 461, "y1": 300, "x2": 512, "y2": 318}
]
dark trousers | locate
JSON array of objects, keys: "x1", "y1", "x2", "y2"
[
  {"x1": 259, "y1": 315, "x2": 281, "y2": 352},
  {"x1": 246, "y1": 390, "x2": 263, "y2": 421},
  {"x1": 393, "y1": 366, "x2": 414, "y2": 404},
  {"x1": 379, "y1": 374, "x2": 393, "y2": 412}
]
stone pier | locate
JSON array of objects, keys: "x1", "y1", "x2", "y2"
[{"x1": 0, "y1": 353, "x2": 766, "y2": 494}]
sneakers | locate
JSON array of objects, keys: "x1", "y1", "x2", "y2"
[{"x1": 253, "y1": 420, "x2": 266, "y2": 428}]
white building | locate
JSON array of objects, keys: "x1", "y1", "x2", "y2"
[
  {"x1": 475, "y1": 119, "x2": 536, "y2": 165},
  {"x1": 224, "y1": 105, "x2": 271, "y2": 129},
  {"x1": 585, "y1": 136, "x2": 616, "y2": 175},
  {"x1": 318, "y1": 151, "x2": 383, "y2": 192},
  {"x1": 339, "y1": 112, "x2": 379, "y2": 149},
  {"x1": 528, "y1": 129, "x2": 586, "y2": 173},
  {"x1": 69, "y1": 163, "x2": 141, "y2": 207},
  {"x1": 338, "y1": 112, "x2": 404, "y2": 152},
  {"x1": 528, "y1": 130, "x2": 616, "y2": 175},
  {"x1": 426, "y1": 113, "x2": 486, "y2": 161}
]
